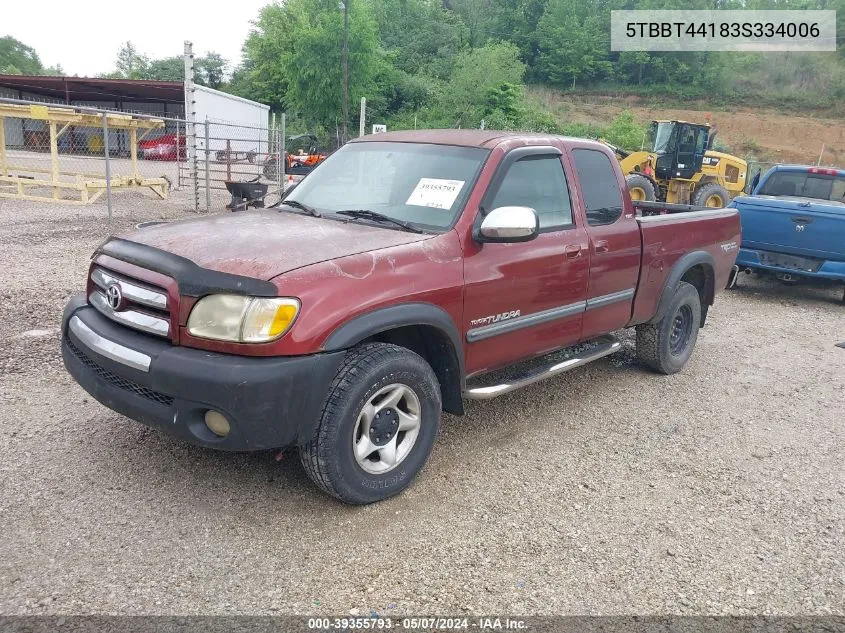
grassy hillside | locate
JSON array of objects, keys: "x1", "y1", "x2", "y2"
[{"x1": 530, "y1": 87, "x2": 845, "y2": 169}]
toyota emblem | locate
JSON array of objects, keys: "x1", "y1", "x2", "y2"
[{"x1": 106, "y1": 283, "x2": 124, "y2": 310}]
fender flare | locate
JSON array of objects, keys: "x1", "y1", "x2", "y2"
[
  {"x1": 648, "y1": 250, "x2": 716, "y2": 324},
  {"x1": 322, "y1": 302, "x2": 465, "y2": 384}
]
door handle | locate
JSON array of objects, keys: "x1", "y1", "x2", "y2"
[
  {"x1": 564, "y1": 244, "x2": 582, "y2": 259},
  {"x1": 594, "y1": 240, "x2": 609, "y2": 253}
]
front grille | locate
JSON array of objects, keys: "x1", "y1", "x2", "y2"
[
  {"x1": 67, "y1": 336, "x2": 174, "y2": 407},
  {"x1": 89, "y1": 267, "x2": 171, "y2": 338}
]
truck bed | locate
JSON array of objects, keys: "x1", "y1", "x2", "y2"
[{"x1": 629, "y1": 204, "x2": 741, "y2": 324}]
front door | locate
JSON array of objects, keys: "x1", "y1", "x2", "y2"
[
  {"x1": 674, "y1": 124, "x2": 708, "y2": 179},
  {"x1": 462, "y1": 147, "x2": 590, "y2": 377}
]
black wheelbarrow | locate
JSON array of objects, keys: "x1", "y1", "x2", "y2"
[{"x1": 225, "y1": 177, "x2": 269, "y2": 211}]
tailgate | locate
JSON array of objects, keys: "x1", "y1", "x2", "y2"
[{"x1": 734, "y1": 196, "x2": 845, "y2": 261}]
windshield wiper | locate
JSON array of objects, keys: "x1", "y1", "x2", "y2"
[
  {"x1": 335, "y1": 209, "x2": 424, "y2": 233},
  {"x1": 280, "y1": 200, "x2": 321, "y2": 217}
]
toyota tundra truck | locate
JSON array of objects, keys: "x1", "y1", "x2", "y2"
[{"x1": 62, "y1": 130, "x2": 741, "y2": 504}]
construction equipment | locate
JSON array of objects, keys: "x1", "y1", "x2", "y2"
[
  {"x1": 262, "y1": 133, "x2": 327, "y2": 181},
  {"x1": 607, "y1": 120, "x2": 747, "y2": 208}
]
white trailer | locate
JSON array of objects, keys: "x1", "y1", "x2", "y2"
[{"x1": 193, "y1": 85, "x2": 270, "y2": 157}]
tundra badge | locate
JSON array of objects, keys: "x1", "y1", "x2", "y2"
[{"x1": 470, "y1": 310, "x2": 521, "y2": 327}]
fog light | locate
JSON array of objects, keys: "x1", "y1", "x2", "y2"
[{"x1": 204, "y1": 410, "x2": 230, "y2": 438}]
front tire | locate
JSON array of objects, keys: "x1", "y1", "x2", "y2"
[
  {"x1": 636, "y1": 281, "x2": 702, "y2": 374},
  {"x1": 299, "y1": 343, "x2": 442, "y2": 504},
  {"x1": 626, "y1": 173, "x2": 657, "y2": 202}
]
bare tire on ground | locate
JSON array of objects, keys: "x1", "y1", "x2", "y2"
[
  {"x1": 693, "y1": 182, "x2": 730, "y2": 208},
  {"x1": 299, "y1": 343, "x2": 442, "y2": 504},
  {"x1": 625, "y1": 173, "x2": 657, "y2": 202},
  {"x1": 636, "y1": 281, "x2": 701, "y2": 375}
]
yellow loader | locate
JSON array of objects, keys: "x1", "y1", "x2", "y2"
[{"x1": 607, "y1": 120, "x2": 747, "y2": 207}]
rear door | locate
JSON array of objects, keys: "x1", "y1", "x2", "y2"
[
  {"x1": 568, "y1": 145, "x2": 641, "y2": 339},
  {"x1": 462, "y1": 146, "x2": 590, "y2": 376}
]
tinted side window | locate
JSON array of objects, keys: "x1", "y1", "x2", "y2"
[
  {"x1": 489, "y1": 156, "x2": 573, "y2": 230},
  {"x1": 572, "y1": 149, "x2": 624, "y2": 226}
]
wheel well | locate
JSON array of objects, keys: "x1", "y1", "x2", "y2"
[
  {"x1": 361, "y1": 325, "x2": 464, "y2": 415},
  {"x1": 680, "y1": 264, "x2": 714, "y2": 326}
]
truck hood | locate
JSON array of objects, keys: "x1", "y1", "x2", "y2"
[{"x1": 125, "y1": 210, "x2": 432, "y2": 280}]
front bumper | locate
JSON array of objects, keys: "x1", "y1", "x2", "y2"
[
  {"x1": 61, "y1": 295, "x2": 344, "y2": 451},
  {"x1": 736, "y1": 248, "x2": 845, "y2": 282}
]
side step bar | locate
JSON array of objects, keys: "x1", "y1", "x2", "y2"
[{"x1": 463, "y1": 335, "x2": 622, "y2": 401}]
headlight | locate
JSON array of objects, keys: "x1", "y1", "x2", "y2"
[{"x1": 187, "y1": 295, "x2": 300, "y2": 343}]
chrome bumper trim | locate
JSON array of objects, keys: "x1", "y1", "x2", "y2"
[{"x1": 68, "y1": 316, "x2": 152, "y2": 372}]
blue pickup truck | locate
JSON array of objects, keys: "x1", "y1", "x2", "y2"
[{"x1": 730, "y1": 164, "x2": 845, "y2": 300}]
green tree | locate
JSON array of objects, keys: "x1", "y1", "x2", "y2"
[
  {"x1": 487, "y1": 0, "x2": 548, "y2": 77},
  {"x1": 114, "y1": 41, "x2": 150, "y2": 79},
  {"x1": 197, "y1": 52, "x2": 227, "y2": 89},
  {"x1": 145, "y1": 56, "x2": 184, "y2": 81},
  {"x1": 236, "y1": 0, "x2": 379, "y2": 128},
  {"x1": 440, "y1": 42, "x2": 525, "y2": 126},
  {"x1": 372, "y1": 0, "x2": 463, "y2": 78},
  {"x1": 234, "y1": 3, "x2": 299, "y2": 111},
  {"x1": 0, "y1": 36, "x2": 45, "y2": 75},
  {"x1": 446, "y1": 0, "x2": 493, "y2": 47},
  {"x1": 536, "y1": 0, "x2": 611, "y2": 88}
]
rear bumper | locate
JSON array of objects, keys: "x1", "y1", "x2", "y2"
[
  {"x1": 61, "y1": 294, "x2": 344, "y2": 451},
  {"x1": 736, "y1": 248, "x2": 845, "y2": 281}
]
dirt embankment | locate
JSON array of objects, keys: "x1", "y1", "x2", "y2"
[{"x1": 533, "y1": 89, "x2": 845, "y2": 167}]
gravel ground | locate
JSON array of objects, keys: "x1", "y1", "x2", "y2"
[{"x1": 0, "y1": 194, "x2": 843, "y2": 617}]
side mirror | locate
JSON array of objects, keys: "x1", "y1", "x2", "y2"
[{"x1": 475, "y1": 206, "x2": 540, "y2": 243}]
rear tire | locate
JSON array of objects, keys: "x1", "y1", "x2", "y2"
[
  {"x1": 626, "y1": 173, "x2": 657, "y2": 202},
  {"x1": 299, "y1": 343, "x2": 442, "y2": 505},
  {"x1": 692, "y1": 182, "x2": 730, "y2": 208},
  {"x1": 636, "y1": 281, "x2": 701, "y2": 375}
]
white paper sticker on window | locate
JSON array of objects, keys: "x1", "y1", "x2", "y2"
[{"x1": 406, "y1": 178, "x2": 465, "y2": 210}]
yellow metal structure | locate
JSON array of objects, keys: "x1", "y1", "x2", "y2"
[
  {"x1": 609, "y1": 120, "x2": 747, "y2": 208},
  {"x1": 0, "y1": 103, "x2": 169, "y2": 204}
]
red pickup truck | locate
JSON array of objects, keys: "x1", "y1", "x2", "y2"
[{"x1": 62, "y1": 130, "x2": 740, "y2": 504}]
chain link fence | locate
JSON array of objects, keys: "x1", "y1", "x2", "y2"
[
  {"x1": 0, "y1": 97, "x2": 294, "y2": 215},
  {"x1": 184, "y1": 118, "x2": 289, "y2": 211}
]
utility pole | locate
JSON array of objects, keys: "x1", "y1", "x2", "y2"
[
  {"x1": 342, "y1": 0, "x2": 349, "y2": 144},
  {"x1": 183, "y1": 40, "x2": 199, "y2": 212}
]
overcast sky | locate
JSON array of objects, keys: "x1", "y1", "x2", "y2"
[{"x1": 6, "y1": 0, "x2": 271, "y2": 76}]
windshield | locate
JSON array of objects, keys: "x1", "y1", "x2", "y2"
[
  {"x1": 648, "y1": 122, "x2": 676, "y2": 154},
  {"x1": 285, "y1": 141, "x2": 489, "y2": 230},
  {"x1": 758, "y1": 171, "x2": 845, "y2": 202}
]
